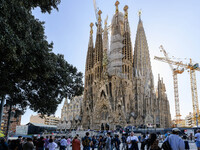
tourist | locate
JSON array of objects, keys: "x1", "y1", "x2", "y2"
[
  {"x1": 114, "y1": 134, "x2": 121, "y2": 150},
  {"x1": 47, "y1": 139, "x2": 57, "y2": 150},
  {"x1": 98, "y1": 135, "x2": 103, "y2": 150},
  {"x1": 82, "y1": 132, "x2": 92, "y2": 150},
  {"x1": 44, "y1": 136, "x2": 49, "y2": 150},
  {"x1": 121, "y1": 133, "x2": 127, "y2": 150},
  {"x1": 72, "y1": 136, "x2": 81, "y2": 150},
  {"x1": 141, "y1": 134, "x2": 146, "y2": 150},
  {"x1": 126, "y1": 132, "x2": 139, "y2": 150},
  {"x1": 36, "y1": 137, "x2": 45, "y2": 150},
  {"x1": 183, "y1": 135, "x2": 190, "y2": 150},
  {"x1": 163, "y1": 128, "x2": 185, "y2": 150},
  {"x1": 105, "y1": 132, "x2": 112, "y2": 150},
  {"x1": 66, "y1": 137, "x2": 71, "y2": 150},
  {"x1": 195, "y1": 129, "x2": 200, "y2": 150},
  {"x1": 23, "y1": 138, "x2": 34, "y2": 150},
  {"x1": 148, "y1": 133, "x2": 161, "y2": 150},
  {"x1": 91, "y1": 135, "x2": 97, "y2": 150},
  {"x1": 17, "y1": 136, "x2": 23, "y2": 150},
  {"x1": 60, "y1": 136, "x2": 67, "y2": 150},
  {"x1": 0, "y1": 137, "x2": 8, "y2": 150}
]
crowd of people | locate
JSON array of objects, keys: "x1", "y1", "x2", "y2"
[{"x1": 1, "y1": 127, "x2": 200, "y2": 150}]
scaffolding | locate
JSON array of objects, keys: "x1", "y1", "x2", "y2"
[{"x1": 107, "y1": 33, "x2": 124, "y2": 77}]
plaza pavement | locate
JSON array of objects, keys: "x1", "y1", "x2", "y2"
[{"x1": 55, "y1": 142, "x2": 197, "y2": 150}]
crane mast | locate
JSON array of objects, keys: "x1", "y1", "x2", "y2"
[
  {"x1": 156, "y1": 45, "x2": 183, "y2": 126},
  {"x1": 155, "y1": 47, "x2": 200, "y2": 126}
]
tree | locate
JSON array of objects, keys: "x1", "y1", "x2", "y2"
[{"x1": 0, "y1": 0, "x2": 83, "y2": 125}]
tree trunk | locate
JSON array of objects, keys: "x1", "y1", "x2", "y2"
[
  {"x1": 0, "y1": 97, "x2": 5, "y2": 130},
  {"x1": 6, "y1": 103, "x2": 12, "y2": 140}
]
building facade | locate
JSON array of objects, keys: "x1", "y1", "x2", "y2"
[
  {"x1": 1, "y1": 106, "x2": 21, "y2": 135},
  {"x1": 30, "y1": 114, "x2": 60, "y2": 126},
  {"x1": 81, "y1": 1, "x2": 171, "y2": 130},
  {"x1": 58, "y1": 96, "x2": 83, "y2": 130},
  {"x1": 185, "y1": 112, "x2": 193, "y2": 127}
]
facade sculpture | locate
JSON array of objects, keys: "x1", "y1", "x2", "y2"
[{"x1": 81, "y1": 1, "x2": 171, "y2": 130}]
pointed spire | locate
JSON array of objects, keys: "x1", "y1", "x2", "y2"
[
  {"x1": 98, "y1": 10, "x2": 102, "y2": 23},
  {"x1": 86, "y1": 23, "x2": 94, "y2": 71},
  {"x1": 138, "y1": 10, "x2": 142, "y2": 20},
  {"x1": 124, "y1": 5, "x2": 128, "y2": 19},
  {"x1": 123, "y1": 5, "x2": 130, "y2": 33},
  {"x1": 133, "y1": 12, "x2": 153, "y2": 81},
  {"x1": 88, "y1": 23, "x2": 94, "y2": 48},
  {"x1": 115, "y1": 1, "x2": 120, "y2": 14}
]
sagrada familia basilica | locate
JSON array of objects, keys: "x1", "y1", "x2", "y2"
[{"x1": 81, "y1": 1, "x2": 171, "y2": 130}]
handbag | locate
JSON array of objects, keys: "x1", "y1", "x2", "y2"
[{"x1": 161, "y1": 138, "x2": 171, "y2": 150}]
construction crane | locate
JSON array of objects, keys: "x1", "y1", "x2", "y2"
[
  {"x1": 155, "y1": 45, "x2": 184, "y2": 126},
  {"x1": 155, "y1": 45, "x2": 200, "y2": 126},
  {"x1": 93, "y1": 0, "x2": 99, "y2": 22}
]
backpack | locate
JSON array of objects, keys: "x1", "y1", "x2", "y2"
[
  {"x1": 82, "y1": 137, "x2": 90, "y2": 147},
  {"x1": 161, "y1": 139, "x2": 171, "y2": 150}
]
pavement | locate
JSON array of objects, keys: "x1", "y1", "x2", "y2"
[{"x1": 54, "y1": 142, "x2": 197, "y2": 150}]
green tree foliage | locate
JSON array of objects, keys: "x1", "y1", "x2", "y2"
[{"x1": 0, "y1": 0, "x2": 83, "y2": 115}]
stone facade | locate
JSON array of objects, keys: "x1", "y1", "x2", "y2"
[
  {"x1": 81, "y1": 1, "x2": 171, "y2": 130},
  {"x1": 59, "y1": 96, "x2": 83, "y2": 130}
]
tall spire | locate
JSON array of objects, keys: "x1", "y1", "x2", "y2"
[
  {"x1": 133, "y1": 12, "x2": 152, "y2": 78},
  {"x1": 94, "y1": 10, "x2": 103, "y2": 80},
  {"x1": 122, "y1": 5, "x2": 133, "y2": 79},
  {"x1": 133, "y1": 12, "x2": 154, "y2": 90},
  {"x1": 86, "y1": 23, "x2": 94, "y2": 71}
]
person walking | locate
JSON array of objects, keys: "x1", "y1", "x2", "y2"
[
  {"x1": 121, "y1": 134, "x2": 127, "y2": 150},
  {"x1": 47, "y1": 139, "x2": 57, "y2": 150},
  {"x1": 148, "y1": 133, "x2": 161, "y2": 150},
  {"x1": 162, "y1": 128, "x2": 185, "y2": 150},
  {"x1": 72, "y1": 136, "x2": 81, "y2": 150},
  {"x1": 195, "y1": 129, "x2": 200, "y2": 150},
  {"x1": 141, "y1": 134, "x2": 147, "y2": 150},
  {"x1": 114, "y1": 134, "x2": 121, "y2": 150},
  {"x1": 66, "y1": 137, "x2": 71, "y2": 150},
  {"x1": 91, "y1": 135, "x2": 97, "y2": 150},
  {"x1": 105, "y1": 132, "x2": 112, "y2": 150},
  {"x1": 183, "y1": 135, "x2": 190, "y2": 150},
  {"x1": 23, "y1": 138, "x2": 34, "y2": 150},
  {"x1": 36, "y1": 137, "x2": 45, "y2": 150},
  {"x1": 82, "y1": 132, "x2": 92, "y2": 150},
  {"x1": 44, "y1": 136, "x2": 49, "y2": 150},
  {"x1": 126, "y1": 132, "x2": 139, "y2": 150},
  {"x1": 60, "y1": 136, "x2": 67, "y2": 150},
  {"x1": 98, "y1": 135, "x2": 103, "y2": 150}
]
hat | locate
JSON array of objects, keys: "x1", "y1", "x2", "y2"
[{"x1": 172, "y1": 128, "x2": 180, "y2": 132}]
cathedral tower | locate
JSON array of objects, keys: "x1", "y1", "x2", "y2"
[
  {"x1": 122, "y1": 5, "x2": 133, "y2": 79},
  {"x1": 94, "y1": 10, "x2": 103, "y2": 80}
]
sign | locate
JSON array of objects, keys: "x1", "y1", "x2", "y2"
[{"x1": 16, "y1": 125, "x2": 28, "y2": 135}]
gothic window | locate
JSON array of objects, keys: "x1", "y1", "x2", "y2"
[
  {"x1": 109, "y1": 82, "x2": 112, "y2": 97},
  {"x1": 101, "y1": 90, "x2": 106, "y2": 99}
]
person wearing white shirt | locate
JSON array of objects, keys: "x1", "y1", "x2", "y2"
[
  {"x1": 60, "y1": 136, "x2": 67, "y2": 150},
  {"x1": 47, "y1": 139, "x2": 57, "y2": 150},
  {"x1": 195, "y1": 129, "x2": 200, "y2": 150},
  {"x1": 126, "y1": 132, "x2": 139, "y2": 150},
  {"x1": 163, "y1": 128, "x2": 185, "y2": 150}
]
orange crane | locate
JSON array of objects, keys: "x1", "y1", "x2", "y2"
[
  {"x1": 155, "y1": 45, "x2": 200, "y2": 126},
  {"x1": 155, "y1": 45, "x2": 183, "y2": 126}
]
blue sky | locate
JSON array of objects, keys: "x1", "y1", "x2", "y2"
[{"x1": 21, "y1": 0, "x2": 200, "y2": 125}]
